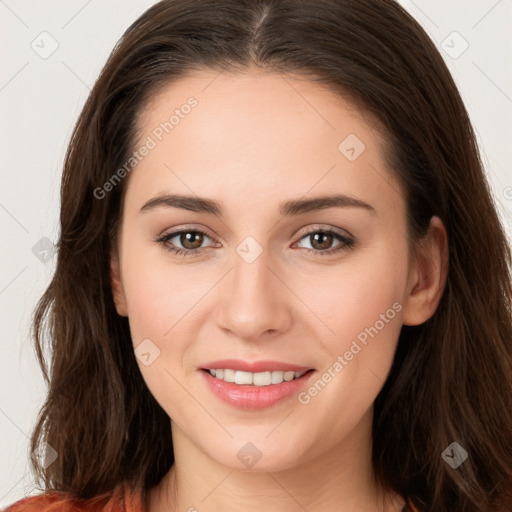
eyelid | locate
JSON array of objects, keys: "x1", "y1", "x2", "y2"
[
  {"x1": 157, "y1": 224, "x2": 218, "y2": 241},
  {"x1": 293, "y1": 224, "x2": 355, "y2": 241},
  {"x1": 158, "y1": 224, "x2": 353, "y2": 245}
]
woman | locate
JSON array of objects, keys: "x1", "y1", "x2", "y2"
[{"x1": 5, "y1": 0, "x2": 512, "y2": 511}]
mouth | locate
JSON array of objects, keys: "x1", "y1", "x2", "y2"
[
  {"x1": 199, "y1": 360, "x2": 316, "y2": 409},
  {"x1": 201, "y1": 368, "x2": 313, "y2": 387}
]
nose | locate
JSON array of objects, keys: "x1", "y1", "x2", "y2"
[{"x1": 214, "y1": 247, "x2": 293, "y2": 342}]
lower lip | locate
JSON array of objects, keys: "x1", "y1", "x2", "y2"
[{"x1": 200, "y1": 369, "x2": 315, "y2": 410}]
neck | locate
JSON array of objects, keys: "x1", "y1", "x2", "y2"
[{"x1": 148, "y1": 409, "x2": 405, "y2": 512}]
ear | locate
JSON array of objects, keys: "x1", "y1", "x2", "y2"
[
  {"x1": 110, "y1": 246, "x2": 128, "y2": 317},
  {"x1": 402, "y1": 216, "x2": 449, "y2": 326}
]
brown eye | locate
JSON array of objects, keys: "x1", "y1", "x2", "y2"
[
  {"x1": 309, "y1": 232, "x2": 335, "y2": 250},
  {"x1": 157, "y1": 229, "x2": 215, "y2": 257},
  {"x1": 295, "y1": 229, "x2": 355, "y2": 256},
  {"x1": 179, "y1": 231, "x2": 204, "y2": 250}
]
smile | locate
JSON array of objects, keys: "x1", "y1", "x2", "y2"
[{"x1": 206, "y1": 368, "x2": 307, "y2": 386}]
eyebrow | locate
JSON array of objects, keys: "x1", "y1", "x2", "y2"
[{"x1": 139, "y1": 193, "x2": 376, "y2": 216}]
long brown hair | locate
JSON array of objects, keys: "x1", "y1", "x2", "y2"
[{"x1": 30, "y1": 1, "x2": 512, "y2": 510}]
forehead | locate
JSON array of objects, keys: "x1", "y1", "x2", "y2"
[
  {"x1": 126, "y1": 68, "x2": 403, "y2": 218},
  {"x1": 136, "y1": 68, "x2": 377, "y2": 152}
]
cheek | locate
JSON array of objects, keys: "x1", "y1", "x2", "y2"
[
  {"x1": 294, "y1": 239, "x2": 408, "y2": 343},
  {"x1": 120, "y1": 236, "x2": 200, "y2": 342},
  {"x1": 122, "y1": 266, "x2": 170, "y2": 342},
  {"x1": 120, "y1": 246, "x2": 200, "y2": 416},
  {"x1": 290, "y1": 239, "x2": 408, "y2": 412}
]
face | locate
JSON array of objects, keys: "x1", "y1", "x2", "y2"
[{"x1": 111, "y1": 68, "x2": 441, "y2": 473}]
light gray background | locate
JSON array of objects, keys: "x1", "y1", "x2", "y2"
[{"x1": 1, "y1": 0, "x2": 511, "y2": 507}]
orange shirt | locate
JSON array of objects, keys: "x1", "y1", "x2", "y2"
[
  {"x1": 3, "y1": 487, "x2": 420, "y2": 511},
  {"x1": 2, "y1": 485, "x2": 144, "y2": 512}
]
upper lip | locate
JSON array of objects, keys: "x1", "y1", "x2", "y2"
[{"x1": 201, "y1": 359, "x2": 313, "y2": 373}]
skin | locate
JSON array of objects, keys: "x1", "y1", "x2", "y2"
[{"x1": 110, "y1": 68, "x2": 448, "y2": 512}]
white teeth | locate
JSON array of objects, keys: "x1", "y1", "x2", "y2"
[
  {"x1": 223, "y1": 368, "x2": 236, "y2": 382},
  {"x1": 207, "y1": 368, "x2": 308, "y2": 386},
  {"x1": 271, "y1": 371, "x2": 283, "y2": 384},
  {"x1": 234, "y1": 370, "x2": 253, "y2": 385},
  {"x1": 283, "y1": 371, "x2": 295, "y2": 381},
  {"x1": 253, "y1": 371, "x2": 272, "y2": 386}
]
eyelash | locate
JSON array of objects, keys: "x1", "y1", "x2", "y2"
[{"x1": 156, "y1": 226, "x2": 355, "y2": 258}]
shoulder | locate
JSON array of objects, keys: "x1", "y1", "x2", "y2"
[
  {"x1": 3, "y1": 486, "x2": 145, "y2": 512},
  {"x1": 3, "y1": 493, "x2": 74, "y2": 511}
]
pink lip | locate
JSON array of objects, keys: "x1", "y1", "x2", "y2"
[
  {"x1": 201, "y1": 359, "x2": 312, "y2": 373},
  {"x1": 200, "y1": 367, "x2": 315, "y2": 410}
]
